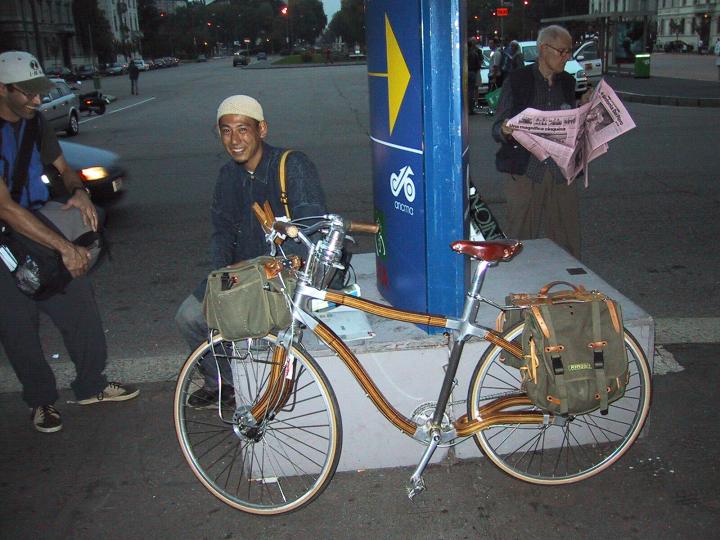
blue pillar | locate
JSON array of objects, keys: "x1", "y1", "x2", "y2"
[{"x1": 367, "y1": 0, "x2": 469, "y2": 325}]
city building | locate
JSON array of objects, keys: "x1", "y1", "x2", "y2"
[
  {"x1": 97, "y1": 0, "x2": 142, "y2": 60},
  {"x1": 656, "y1": 0, "x2": 719, "y2": 51},
  {"x1": 0, "y1": 0, "x2": 77, "y2": 69}
]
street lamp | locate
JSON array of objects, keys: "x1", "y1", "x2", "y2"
[{"x1": 281, "y1": 5, "x2": 289, "y2": 47}]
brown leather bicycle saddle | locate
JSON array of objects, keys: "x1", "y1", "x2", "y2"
[{"x1": 449, "y1": 240, "x2": 522, "y2": 262}]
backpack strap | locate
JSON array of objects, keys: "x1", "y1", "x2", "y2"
[
  {"x1": 591, "y1": 299, "x2": 610, "y2": 414},
  {"x1": 10, "y1": 116, "x2": 40, "y2": 204},
  {"x1": 279, "y1": 150, "x2": 292, "y2": 219},
  {"x1": 539, "y1": 304, "x2": 569, "y2": 416}
]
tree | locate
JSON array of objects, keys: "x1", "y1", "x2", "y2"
[
  {"x1": 288, "y1": 0, "x2": 327, "y2": 45},
  {"x1": 138, "y1": 0, "x2": 164, "y2": 58},
  {"x1": 73, "y1": 0, "x2": 115, "y2": 63},
  {"x1": 327, "y1": 0, "x2": 365, "y2": 46}
]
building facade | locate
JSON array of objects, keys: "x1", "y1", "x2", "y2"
[
  {"x1": 98, "y1": 0, "x2": 141, "y2": 60},
  {"x1": 0, "y1": 0, "x2": 77, "y2": 68},
  {"x1": 657, "y1": 0, "x2": 719, "y2": 50},
  {"x1": 589, "y1": 0, "x2": 719, "y2": 50}
]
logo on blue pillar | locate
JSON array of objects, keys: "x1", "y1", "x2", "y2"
[{"x1": 390, "y1": 165, "x2": 415, "y2": 216}]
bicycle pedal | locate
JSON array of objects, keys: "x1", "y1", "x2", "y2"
[{"x1": 406, "y1": 477, "x2": 426, "y2": 500}]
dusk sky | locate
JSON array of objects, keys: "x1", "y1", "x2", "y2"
[{"x1": 322, "y1": 0, "x2": 341, "y2": 19}]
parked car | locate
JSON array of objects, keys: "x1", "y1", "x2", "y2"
[
  {"x1": 44, "y1": 65, "x2": 76, "y2": 81},
  {"x1": 573, "y1": 41, "x2": 603, "y2": 80},
  {"x1": 131, "y1": 59, "x2": 150, "y2": 71},
  {"x1": 101, "y1": 62, "x2": 126, "y2": 76},
  {"x1": 256, "y1": 52, "x2": 267, "y2": 61},
  {"x1": 663, "y1": 40, "x2": 693, "y2": 53},
  {"x1": 196, "y1": 54, "x2": 208, "y2": 62},
  {"x1": 478, "y1": 46, "x2": 492, "y2": 96},
  {"x1": 38, "y1": 78, "x2": 80, "y2": 137},
  {"x1": 517, "y1": 41, "x2": 588, "y2": 95},
  {"x1": 233, "y1": 52, "x2": 249, "y2": 67},
  {"x1": 76, "y1": 64, "x2": 97, "y2": 80},
  {"x1": 55, "y1": 141, "x2": 126, "y2": 200}
]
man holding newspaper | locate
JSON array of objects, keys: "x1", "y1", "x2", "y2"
[{"x1": 492, "y1": 25, "x2": 635, "y2": 259}]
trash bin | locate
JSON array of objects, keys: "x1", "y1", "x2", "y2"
[
  {"x1": 634, "y1": 53, "x2": 651, "y2": 78},
  {"x1": 92, "y1": 74, "x2": 102, "y2": 90}
]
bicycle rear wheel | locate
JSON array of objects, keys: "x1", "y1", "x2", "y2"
[
  {"x1": 174, "y1": 334, "x2": 342, "y2": 515},
  {"x1": 467, "y1": 322, "x2": 652, "y2": 484}
]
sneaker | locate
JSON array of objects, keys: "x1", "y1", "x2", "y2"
[
  {"x1": 187, "y1": 385, "x2": 235, "y2": 409},
  {"x1": 31, "y1": 405, "x2": 63, "y2": 433},
  {"x1": 76, "y1": 382, "x2": 140, "y2": 405}
]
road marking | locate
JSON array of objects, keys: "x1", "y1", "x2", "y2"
[
  {"x1": 78, "y1": 97, "x2": 156, "y2": 124},
  {"x1": 655, "y1": 317, "x2": 720, "y2": 344}
]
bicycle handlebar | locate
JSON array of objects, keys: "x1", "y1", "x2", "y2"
[
  {"x1": 347, "y1": 221, "x2": 380, "y2": 234},
  {"x1": 273, "y1": 221, "x2": 300, "y2": 238}
]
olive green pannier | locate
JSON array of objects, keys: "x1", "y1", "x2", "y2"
[
  {"x1": 498, "y1": 281, "x2": 629, "y2": 416},
  {"x1": 203, "y1": 256, "x2": 296, "y2": 340}
]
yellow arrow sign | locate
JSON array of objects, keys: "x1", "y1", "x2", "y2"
[{"x1": 368, "y1": 14, "x2": 411, "y2": 135}]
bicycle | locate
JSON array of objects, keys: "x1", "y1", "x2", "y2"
[{"x1": 173, "y1": 206, "x2": 652, "y2": 515}]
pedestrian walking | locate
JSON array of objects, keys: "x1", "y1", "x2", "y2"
[
  {"x1": 714, "y1": 38, "x2": 720, "y2": 81},
  {"x1": 129, "y1": 60, "x2": 139, "y2": 95}
]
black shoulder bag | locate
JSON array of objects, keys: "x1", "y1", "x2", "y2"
[{"x1": 0, "y1": 117, "x2": 73, "y2": 300}]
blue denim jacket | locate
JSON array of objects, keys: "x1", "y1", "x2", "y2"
[{"x1": 193, "y1": 143, "x2": 326, "y2": 299}]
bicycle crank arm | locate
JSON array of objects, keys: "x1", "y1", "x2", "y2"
[{"x1": 406, "y1": 429, "x2": 442, "y2": 500}]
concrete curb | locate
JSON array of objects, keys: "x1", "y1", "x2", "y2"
[
  {"x1": 618, "y1": 90, "x2": 720, "y2": 107},
  {"x1": 1, "y1": 316, "x2": 716, "y2": 395}
]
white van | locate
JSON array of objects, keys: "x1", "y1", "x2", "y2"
[
  {"x1": 573, "y1": 41, "x2": 603, "y2": 80},
  {"x1": 131, "y1": 59, "x2": 149, "y2": 72}
]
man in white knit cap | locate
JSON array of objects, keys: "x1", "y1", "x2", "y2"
[{"x1": 175, "y1": 95, "x2": 327, "y2": 408}]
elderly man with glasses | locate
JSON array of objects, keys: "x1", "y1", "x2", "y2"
[{"x1": 491, "y1": 25, "x2": 591, "y2": 260}]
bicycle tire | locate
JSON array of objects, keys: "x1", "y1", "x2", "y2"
[
  {"x1": 174, "y1": 334, "x2": 342, "y2": 514},
  {"x1": 467, "y1": 321, "x2": 652, "y2": 484}
]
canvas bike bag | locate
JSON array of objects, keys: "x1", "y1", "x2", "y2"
[
  {"x1": 203, "y1": 256, "x2": 297, "y2": 340},
  {"x1": 497, "y1": 281, "x2": 629, "y2": 416}
]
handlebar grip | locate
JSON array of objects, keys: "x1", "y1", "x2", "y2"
[
  {"x1": 348, "y1": 221, "x2": 380, "y2": 234},
  {"x1": 273, "y1": 222, "x2": 299, "y2": 238}
]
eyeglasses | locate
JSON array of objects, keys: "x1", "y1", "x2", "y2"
[
  {"x1": 544, "y1": 43, "x2": 572, "y2": 57},
  {"x1": 11, "y1": 85, "x2": 40, "y2": 100}
]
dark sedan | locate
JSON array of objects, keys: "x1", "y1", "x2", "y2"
[
  {"x1": 76, "y1": 64, "x2": 98, "y2": 80},
  {"x1": 48, "y1": 142, "x2": 126, "y2": 201},
  {"x1": 44, "y1": 65, "x2": 77, "y2": 81}
]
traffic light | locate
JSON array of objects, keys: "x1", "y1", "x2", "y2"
[
  {"x1": 523, "y1": 1, "x2": 529, "y2": 5},
  {"x1": 280, "y1": 4, "x2": 288, "y2": 15}
]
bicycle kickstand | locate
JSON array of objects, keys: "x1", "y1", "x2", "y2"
[{"x1": 406, "y1": 428, "x2": 442, "y2": 500}]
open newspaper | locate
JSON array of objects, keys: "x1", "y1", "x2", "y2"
[{"x1": 506, "y1": 79, "x2": 636, "y2": 185}]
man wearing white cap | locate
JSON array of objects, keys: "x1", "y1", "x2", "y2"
[
  {"x1": 0, "y1": 51, "x2": 139, "y2": 433},
  {"x1": 175, "y1": 94, "x2": 327, "y2": 408}
]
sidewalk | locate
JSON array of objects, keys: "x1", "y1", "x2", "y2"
[
  {"x1": 607, "y1": 72, "x2": 720, "y2": 107},
  {"x1": 0, "y1": 344, "x2": 717, "y2": 539}
]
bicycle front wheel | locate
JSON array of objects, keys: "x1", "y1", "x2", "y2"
[
  {"x1": 467, "y1": 322, "x2": 652, "y2": 484},
  {"x1": 174, "y1": 334, "x2": 342, "y2": 515}
]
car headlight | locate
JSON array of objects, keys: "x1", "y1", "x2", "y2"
[{"x1": 79, "y1": 167, "x2": 109, "y2": 181}]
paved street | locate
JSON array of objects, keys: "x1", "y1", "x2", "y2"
[
  {"x1": 0, "y1": 55, "x2": 716, "y2": 384},
  {"x1": 1, "y1": 344, "x2": 717, "y2": 538},
  {"x1": 1, "y1": 54, "x2": 719, "y2": 538}
]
